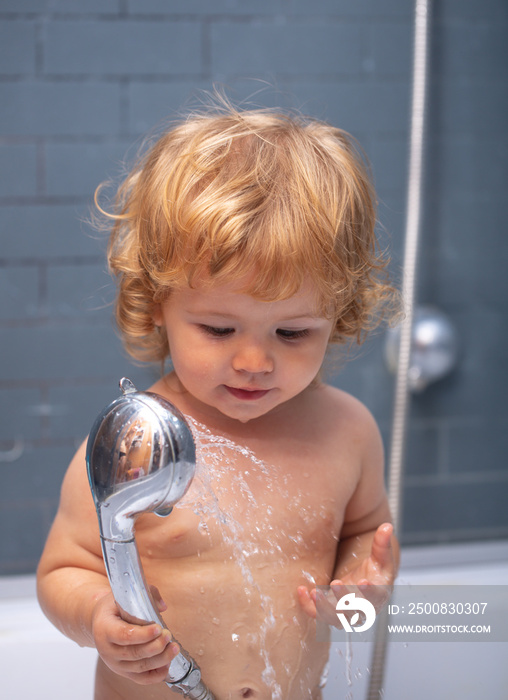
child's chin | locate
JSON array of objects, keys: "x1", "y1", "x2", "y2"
[
  {"x1": 219, "y1": 402, "x2": 274, "y2": 424},
  {"x1": 224, "y1": 408, "x2": 265, "y2": 423}
]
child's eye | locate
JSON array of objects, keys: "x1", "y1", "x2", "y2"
[
  {"x1": 199, "y1": 325, "x2": 235, "y2": 337},
  {"x1": 276, "y1": 328, "x2": 310, "y2": 340}
]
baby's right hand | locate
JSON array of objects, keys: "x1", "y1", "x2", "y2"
[{"x1": 91, "y1": 590, "x2": 180, "y2": 685}]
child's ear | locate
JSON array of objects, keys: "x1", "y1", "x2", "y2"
[{"x1": 152, "y1": 303, "x2": 163, "y2": 327}]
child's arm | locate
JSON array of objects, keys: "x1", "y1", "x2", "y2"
[
  {"x1": 298, "y1": 400, "x2": 399, "y2": 619},
  {"x1": 37, "y1": 440, "x2": 179, "y2": 685}
]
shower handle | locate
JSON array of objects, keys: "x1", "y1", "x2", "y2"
[{"x1": 100, "y1": 537, "x2": 205, "y2": 694}]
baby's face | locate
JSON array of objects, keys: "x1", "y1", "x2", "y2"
[{"x1": 153, "y1": 276, "x2": 334, "y2": 423}]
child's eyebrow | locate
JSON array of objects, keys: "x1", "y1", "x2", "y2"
[
  {"x1": 186, "y1": 308, "x2": 325, "y2": 323},
  {"x1": 275, "y1": 314, "x2": 325, "y2": 323}
]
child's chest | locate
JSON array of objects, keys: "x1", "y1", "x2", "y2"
[{"x1": 136, "y1": 424, "x2": 358, "y2": 567}]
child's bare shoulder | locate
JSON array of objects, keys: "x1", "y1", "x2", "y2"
[
  {"x1": 314, "y1": 382, "x2": 380, "y2": 435},
  {"x1": 313, "y1": 383, "x2": 383, "y2": 465}
]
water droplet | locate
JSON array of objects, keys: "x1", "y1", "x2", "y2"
[
  {"x1": 301, "y1": 570, "x2": 316, "y2": 585},
  {"x1": 198, "y1": 521, "x2": 209, "y2": 535}
]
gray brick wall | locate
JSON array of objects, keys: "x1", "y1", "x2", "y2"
[{"x1": 0, "y1": 0, "x2": 507, "y2": 574}]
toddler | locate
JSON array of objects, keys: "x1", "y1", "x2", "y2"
[{"x1": 37, "y1": 105, "x2": 399, "y2": 700}]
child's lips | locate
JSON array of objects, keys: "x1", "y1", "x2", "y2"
[{"x1": 225, "y1": 386, "x2": 271, "y2": 401}]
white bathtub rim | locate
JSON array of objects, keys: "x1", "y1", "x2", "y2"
[{"x1": 399, "y1": 538, "x2": 508, "y2": 570}]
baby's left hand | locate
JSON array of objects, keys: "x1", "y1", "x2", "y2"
[{"x1": 297, "y1": 522, "x2": 396, "y2": 622}]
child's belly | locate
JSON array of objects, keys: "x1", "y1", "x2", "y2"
[{"x1": 170, "y1": 560, "x2": 329, "y2": 695}]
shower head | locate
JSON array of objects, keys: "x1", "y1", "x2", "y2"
[{"x1": 86, "y1": 377, "x2": 196, "y2": 542}]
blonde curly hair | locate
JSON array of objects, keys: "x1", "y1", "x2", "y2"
[{"x1": 100, "y1": 106, "x2": 396, "y2": 363}]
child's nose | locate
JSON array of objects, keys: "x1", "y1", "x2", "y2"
[{"x1": 232, "y1": 341, "x2": 274, "y2": 374}]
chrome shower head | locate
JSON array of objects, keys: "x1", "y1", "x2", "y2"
[{"x1": 86, "y1": 377, "x2": 196, "y2": 542}]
